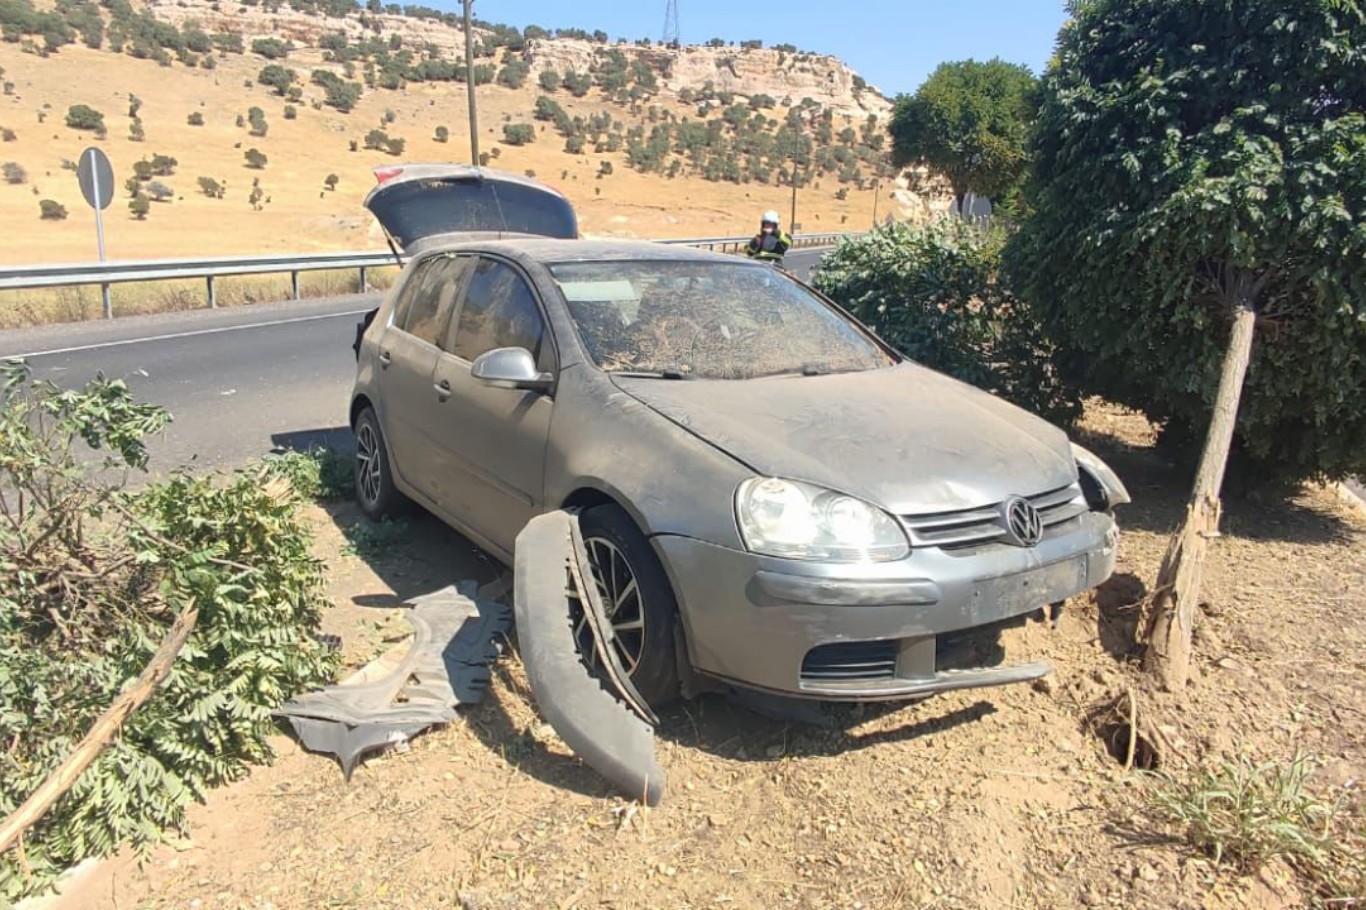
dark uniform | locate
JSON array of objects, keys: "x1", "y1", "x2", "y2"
[{"x1": 745, "y1": 225, "x2": 792, "y2": 262}]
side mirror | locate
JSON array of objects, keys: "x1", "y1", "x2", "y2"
[{"x1": 471, "y1": 346, "x2": 553, "y2": 392}]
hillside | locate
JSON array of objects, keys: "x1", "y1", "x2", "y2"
[{"x1": 0, "y1": 0, "x2": 941, "y2": 265}]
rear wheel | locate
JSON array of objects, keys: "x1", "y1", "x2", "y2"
[
  {"x1": 576, "y1": 504, "x2": 681, "y2": 708},
  {"x1": 353, "y1": 406, "x2": 405, "y2": 521}
]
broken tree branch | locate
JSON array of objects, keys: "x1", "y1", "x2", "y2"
[{"x1": 0, "y1": 603, "x2": 199, "y2": 858}]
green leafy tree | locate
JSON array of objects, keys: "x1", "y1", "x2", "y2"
[
  {"x1": 888, "y1": 58, "x2": 1037, "y2": 213},
  {"x1": 64, "y1": 103, "x2": 104, "y2": 132},
  {"x1": 150, "y1": 154, "x2": 177, "y2": 176},
  {"x1": 433, "y1": 125, "x2": 449, "y2": 143},
  {"x1": 244, "y1": 147, "x2": 267, "y2": 169},
  {"x1": 1008, "y1": 0, "x2": 1366, "y2": 689},
  {"x1": 129, "y1": 193, "x2": 150, "y2": 219},
  {"x1": 187, "y1": 111, "x2": 205, "y2": 126},
  {"x1": 502, "y1": 123, "x2": 534, "y2": 146},
  {"x1": 324, "y1": 173, "x2": 339, "y2": 191},
  {"x1": 38, "y1": 199, "x2": 67, "y2": 220},
  {"x1": 250, "y1": 37, "x2": 289, "y2": 59},
  {"x1": 198, "y1": 176, "x2": 224, "y2": 198},
  {"x1": 364, "y1": 128, "x2": 389, "y2": 150},
  {"x1": 257, "y1": 64, "x2": 296, "y2": 96},
  {"x1": 538, "y1": 68, "x2": 560, "y2": 92}
]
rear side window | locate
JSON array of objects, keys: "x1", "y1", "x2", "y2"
[
  {"x1": 449, "y1": 258, "x2": 546, "y2": 364},
  {"x1": 400, "y1": 256, "x2": 467, "y2": 346}
]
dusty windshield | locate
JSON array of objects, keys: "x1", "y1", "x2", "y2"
[{"x1": 547, "y1": 260, "x2": 897, "y2": 379}]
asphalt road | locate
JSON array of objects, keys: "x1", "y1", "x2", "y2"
[{"x1": 0, "y1": 247, "x2": 829, "y2": 477}]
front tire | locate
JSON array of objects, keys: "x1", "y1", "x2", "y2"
[
  {"x1": 577, "y1": 504, "x2": 682, "y2": 708},
  {"x1": 353, "y1": 406, "x2": 405, "y2": 521}
]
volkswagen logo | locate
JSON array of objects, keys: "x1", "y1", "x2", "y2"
[{"x1": 1002, "y1": 496, "x2": 1044, "y2": 547}]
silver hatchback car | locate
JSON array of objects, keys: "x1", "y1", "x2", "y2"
[{"x1": 350, "y1": 165, "x2": 1129, "y2": 708}]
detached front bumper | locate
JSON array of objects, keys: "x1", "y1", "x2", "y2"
[{"x1": 656, "y1": 511, "x2": 1118, "y2": 701}]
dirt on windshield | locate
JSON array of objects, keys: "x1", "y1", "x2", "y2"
[{"x1": 36, "y1": 401, "x2": 1366, "y2": 910}]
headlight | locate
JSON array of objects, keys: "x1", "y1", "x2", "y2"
[
  {"x1": 735, "y1": 478, "x2": 909, "y2": 563},
  {"x1": 1070, "y1": 442, "x2": 1131, "y2": 509}
]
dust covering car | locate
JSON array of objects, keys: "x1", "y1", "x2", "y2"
[{"x1": 350, "y1": 164, "x2": 1130, "y2": 708}]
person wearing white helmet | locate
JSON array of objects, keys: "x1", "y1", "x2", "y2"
[{"x1": 744, "y1": 209, "x2": 792, "y2": 263}]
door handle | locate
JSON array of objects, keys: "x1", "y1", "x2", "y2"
[
  {"x1": 378, "y1": 350, "x2": 392, "y2": 368},
  {"x1": 435, "y1": 378, "x2": 451, "y2": 399}
]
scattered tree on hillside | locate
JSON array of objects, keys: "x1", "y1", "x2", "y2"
[
  {"x1": 538, "y1": 69, "x2": 561, "y2": 92},
  {"x1": 597, "y1": 160, "x2": 613, "y2": 178},
  {"x1": 132, "y1": 160, "x2": 154, "y2": 181},
  {"x1": 251, "y1": 37, "x2": 290, "y2": 59},
  {"x1": 187, "y1": 111, "x2": 205, "y2": 126},
  {"x1": 39, "y1": 199, "x2": 67, "y2": 220},
  {"x1": 562, "y1": 69, "x2": 591, "y2": 97},
  {"x1": 128, "y1": 118, "x2": 145, "y2": 141},
  {"x1": 128, "y1": 94, "x2": 142, "y2": 118},
  {"x1": 1009, "y1": 0, "x2": 1366, "y2": 690},
  {"x1": 246, "y1": 107, "x2": 269, "y2": 137},
  {"x1": 151, "y1": 154, "x2": 177, "y2": 176},
  {"x1": 198, "y1": 176, "x2": 225, "y2": 198},
  {"x1": 364, "y1": 128, "x2": 389, "y2": 150},
  {"x1": 3, "y1": 162, "x2": 26, "y2": 184},
  {"x1": 65, "y1": 104, "x2": 105, "y2": 132},
  {"x1": 258, "y1": 64, "x2": 296, "y2": 96},
  {"x1": 385, "y1": 136, "x2": 405, "y2": 155},
  {"x1": 497, "y1": 59, "x2": 529, "y2": 89},
  {"x1": 324, "y1": 173, "x2": 339, "y2": 191},
  {"x1": 564, "y1": 135, "x2": 584, "y2": 154},
  {"x1": 889, "y1": 58, "x2": 1038, "y2": 213},
  {"x1": 128, "y1": 192, "x2": 149, "y2": 220},
  {"x1": 244, "y1": 148, "x2": 268, "y2": 169},
  {"x1": 124, "y1": 176, "x2": 140, "y2": 198},
  {"x1": 433, "y1": 125, "x2": 448, "y2": 143},
  {"x1": 283, "y1": 105, "x2": 297, "y2": 120},
  {"x1": 502, "y1": 123, "x2": 534, "y2": 146}
]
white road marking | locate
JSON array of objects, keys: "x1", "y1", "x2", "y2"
[{"x1": 4, "y1": 308, "x2": 373, "y2": 359}]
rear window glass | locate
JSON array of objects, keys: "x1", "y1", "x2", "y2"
[{"x1": 369, "y1": 177, "x2": 578, "y2": 248}]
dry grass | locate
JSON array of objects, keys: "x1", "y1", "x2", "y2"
[{"x1": 0, "y1": 43, "x2": 898, "y2": 269}]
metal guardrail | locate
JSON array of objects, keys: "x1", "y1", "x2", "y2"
[{"x1": 0, "y1": 232, "x2": 855, "y2": 319}]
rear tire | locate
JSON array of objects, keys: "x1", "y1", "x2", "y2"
[
  {"x1": 353, "y1": 406, "x2": 405, "y2": 521},
  {"x1": 578, "y1": 504, "x2": 682, "y2": 709}
]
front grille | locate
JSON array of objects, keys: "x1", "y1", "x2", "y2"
[
  {"x1": 800, "y1": 640, "x2": 899, "y2": 683},
  {"x1": 900, "y1": 483, "x2": 1089, "y2": 550}
]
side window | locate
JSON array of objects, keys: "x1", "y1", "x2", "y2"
[
  {"x1": 390, "y1": 257, "x2": 438, "y2": 331},
  {"x1": 450, "y1": 259, "x2": 547, "y2": 364},
  {"x1": 401, "y1": 256, "x2": 460, "y2": 346}
]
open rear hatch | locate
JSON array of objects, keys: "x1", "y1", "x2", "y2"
[{"x1": 363, "y1": 164, "x2": 579, "y2": 256}]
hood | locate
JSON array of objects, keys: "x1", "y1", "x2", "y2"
[
  {"x1": 613, "y1": 362, "x2": 1076, "y2": 514},
  {"x1": 362, "y1": 164, "x2": 578, "y2": 254}
]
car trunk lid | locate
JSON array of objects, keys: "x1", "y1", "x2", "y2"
[{"x1": 363, "y1": 164, "x2": 579, "y2": 256}]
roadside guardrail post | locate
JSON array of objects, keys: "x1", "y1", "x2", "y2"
[
  {"x1": 359, "y1": 266, "x2": 368, "y2": 292},
  {"x1": 206, "y1": 275, "x2": 216, "y2": 309},
  {"x1": 101, "y1": 283, "x2": 111, "y2": 319},
  {"x1": 291, "y1": 270, "x2": 301, "y2": 301}
]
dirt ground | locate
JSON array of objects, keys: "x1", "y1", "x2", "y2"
[{"x1": 32, "y1": 401, "x2": 1366, "y2": 910}]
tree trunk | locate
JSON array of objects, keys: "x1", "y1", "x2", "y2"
[
  {"x1": 0, "y1": 605, "x2": 198, "y2": 858},
  {"x1": 1143, "y1": 297, "x2": 1259, "y2": 690}
]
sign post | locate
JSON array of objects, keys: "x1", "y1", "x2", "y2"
[{"x1": 76, "y1": 146, "x2": 114, "y2": 318}]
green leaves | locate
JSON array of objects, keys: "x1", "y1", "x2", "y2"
[
  {"x1": 889, "y1": 58, "x2": 1040, "y2": 204},
  {"x1": 813, "y1": 221, "x2": 1081, "y2": 426},
  {"x1": 0, "y1": 368, "x2": 337, "y2": 900},
  {"x1": 1010, "y1": 0, "x2": 1366, "y2": 484}
]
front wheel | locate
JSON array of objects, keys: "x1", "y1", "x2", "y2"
[
  {"x1": 576, "y1": 504, "x2": 682, "y2": 708},
  {"x1": 353, "y1": 406, "x2": 405, "y2": 521}
]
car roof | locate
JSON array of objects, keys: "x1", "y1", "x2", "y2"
[{"x1": 419, "y1": 237, "x2": 746, "y2": 266}]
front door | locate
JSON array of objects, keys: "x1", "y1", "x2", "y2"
[{"x1": 429, "y1": 255, "x2": 556, "y2": 554}]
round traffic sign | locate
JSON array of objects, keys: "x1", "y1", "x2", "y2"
[{"x1": 77, "y1": 146, "x2": 114, "y2": 211}]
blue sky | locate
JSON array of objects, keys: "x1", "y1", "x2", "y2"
[{"x1": 463, "y1": 0, "x2": 1070, "y2": 97}]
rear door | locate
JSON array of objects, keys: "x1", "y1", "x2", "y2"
[
  {"x1": 374, "y1": 254, "x2": 467, "y2": 497},
  {"x1": 429, "y1": 256, "x2": 556, "y2": 554}
]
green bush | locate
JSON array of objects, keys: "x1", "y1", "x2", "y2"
[
  {"x1": 502, "y1": 123, "x2": 534, "y2": 146},
  {"x1": 38, "y1": 199, "x2": 67, "y2": 220},
  {"x1": 0, "y1": 363, "x2": 337, "y2": 900},
  {"x1": 250, "y1": 37, "x2": 289, "y2": 59},
  {"x1": 812, "y1": 221, "x2": 1080, "y2": 425},
  {"x1": 64, "y1": 103, "x2": 104, "y2": 131}
]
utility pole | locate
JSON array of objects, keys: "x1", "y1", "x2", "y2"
[
  {"x1": 871, "y1": 176, "x2": 880, "y2": 227},
  {"x1": 462, "y1": 0, "x2": 479, "y2": 165}
]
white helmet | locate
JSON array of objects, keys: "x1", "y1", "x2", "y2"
[{"x1": 761, "y1": 210, "x2": 780, "y2": 226}]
